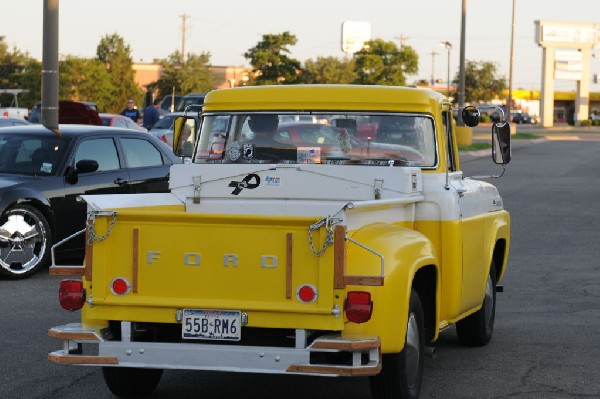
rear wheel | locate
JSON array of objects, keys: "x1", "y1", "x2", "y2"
[
  {"x1": 456, "y1": 261, "x2": 497, "y2": 346},
  {"x1": 0, "y1": 205, "x2": 51, "y2": 279},
  {"x1": 102, "y1": 367, "x2": 163, "y2": 398},
  {"x1": 370, "y1": 291, "x2": 424, "y2": 399}
]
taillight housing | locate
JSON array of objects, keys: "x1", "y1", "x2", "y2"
[
  {"x1": 59, "y1": 279, "x2": 86, "y2": 311},
  {"x1": 345, "y1": 291, "x2": 373, "y2": 323}
]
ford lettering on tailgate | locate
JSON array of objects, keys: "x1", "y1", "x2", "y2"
[{"x1": 182, "y1": 309, "x2": 241, "y2": 341}]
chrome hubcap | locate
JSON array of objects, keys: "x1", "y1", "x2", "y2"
[
  {"x1": 0, "y1": 211, "x2": 46, "y2": 274},
  {"x1": 484, "y1": 274, "x2": 494, "y2": 327},
  {"x1": 405, "y1": 312, "x2": 420, "y2": 388}
]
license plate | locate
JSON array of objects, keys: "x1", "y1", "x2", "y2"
[{"x1": 182, "y1": 309, "x2": 241, "y2": 341}]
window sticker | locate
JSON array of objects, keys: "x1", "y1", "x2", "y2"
[
  {"x1": 242, "y1": 144, "x2": 255, "y2": 160},
  {"x1": 226, "y1": 141, "x2": 242, "y2": 161},
  {"x1": 297, "y1": 147, "x2": 320, "y2": 164},
  {"x1": 40, "y1": 163, "x2": 53, "y2": 173}
]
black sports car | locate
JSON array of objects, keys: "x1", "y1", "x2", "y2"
[{"x1": 0, "y1": 124, "x2": 181, "y2": 278}]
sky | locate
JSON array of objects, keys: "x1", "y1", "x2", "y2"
[{"x1": 3, "y1": 0, "x2": 600, "y2": 92}]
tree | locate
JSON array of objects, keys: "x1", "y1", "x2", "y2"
[
  {"x1": 302, "y1": 56, "x2": 357, "y2": 84},
  {"x1": 96, "y1": 33, "x2": 142, "y2": 112},
  {"x1": 459, "y1": 60, "x2": 506, "y2": 103},
  {"x1": 244, "y1": 32, "x2": 303, "y2": 85},
  {"x1": 154, "y1": 50, "x2": 213, "y2": 98},
  {"x1": 59, "y1": 56, "x2": 113, "y2": 112},
  {"x1": 0, "y1": 36, "x2": 38, "y2": 108},
  {"x1": 353, "y1": 39, "x2": 419, "y2": 86},
  {"x1": 18, "y1": 59, "x2": 42, "y2": 108}
]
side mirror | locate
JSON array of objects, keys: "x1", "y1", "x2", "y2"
[
  {"x1": 75, "y1": 159, "x2": 99, "y2": 173},
  {"x1": 65, "y1": 159, "x2": 99, "y2": 184},
  {"x1": 461, "y1": 106, "x2": 480, "y2": 127},
  {"x1": 173, "y1": 116, "x2": 197, "y2": 157},
  {"x1": 492, "y1": 122, "x2": 511, "y2": 164}
]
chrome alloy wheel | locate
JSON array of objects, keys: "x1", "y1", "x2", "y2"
[{"x1": 0, "y1": 207, "x2": 48, "y2": 276}]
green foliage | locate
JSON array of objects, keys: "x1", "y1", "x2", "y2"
[
  {"x1": 0, "y1": 37, "x2": 39, "y2": 108},
  {"x1": 96, "y1": 33, "x2": 143, "y2": 113},
  {"x1": 458, "y1": 142, "x2": 491, "y2": 152},
  {"x1": 17, "y1": 59, "x2": 42, "y2": 107},
  {"x1": 154, "y1": 50, "x2": 213, "y2": 98},
  {"x1": 353, "y1": 39, "x2": 419, "y2": 86},
  {"x1": 460, "y1": 60, "x2": 506, "y2": 103},
  {"x1": 580, "y1": 119, "x2": 592, "y2": 126},
  {"x1": 59, "y1": 56, "x2": 113, "y2": 112},
  {"x1": 302, "y1": 56, "x2": 357, "y2": 84},
  {"x1": 244, "y1": 32, "x2": 303, "y2": 85}
]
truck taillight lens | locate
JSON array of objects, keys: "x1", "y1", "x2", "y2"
[
  {"x1": 345, "y1": 291, "x2": 373, "y2": 323},
  {"x1": 59, "y1": 280, "x2": 85, "y2": 311}
]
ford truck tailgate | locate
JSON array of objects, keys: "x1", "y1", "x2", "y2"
[{"x1": 85, "y1": 209, "x2": 344, "y2": 331}]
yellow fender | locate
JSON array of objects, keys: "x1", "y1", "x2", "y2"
[{"x1": 343, "y1": 223, "x2": 438, "y2": 353}]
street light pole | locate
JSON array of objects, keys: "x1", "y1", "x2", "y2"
[
  {"x1": 458, "y1": 0, "x2": 467, "y2": 107},
  {"x1": 507, "y1": 0, "x2": 516, "y2": 121},
  {"x1": 440, "y1": 41, "x2": 453, "y2": 98}
]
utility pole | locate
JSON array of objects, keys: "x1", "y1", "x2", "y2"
[
  {"x1": 180, "y1": 13, "x2": 190, "y2": 64},
  {"x1": 42, "y1": 0, "x2": 59, "y2": 132},
  {"x1": 507, "y1": 0, "x2": 516, "y2": 120},
  {"x1": 458, "y1": 0, "x2": 467, "y2": 107},
  {"x1": 395, "y1": 34, "x2": 410, "y2": 49},
  {"x1": 430, "y1": 51, "x2": 439, "y2": 86}
]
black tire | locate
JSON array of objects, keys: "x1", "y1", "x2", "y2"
[
  {"x1": 370, "y1": 291, "x2": 425, "y2": 399},
  {"x1": 456, "y1": 261, "x2": 497, "y2": 347},
  {"x1": 102, "y1": 367, "x2": 163, "y2": 398},
  {"x1": 0, "y1": 205, "x2": 51, "y2": 279}
]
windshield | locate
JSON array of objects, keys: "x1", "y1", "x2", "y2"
[
  {"x1": 194, "y1": 112, "x2": 437, "y2": 167},
  {"x1": 0, "y1": 133, "x2": 70, "y2": 175},
  {"x1": 152, "y1": 115, "x2": 177, "y2": 130}
]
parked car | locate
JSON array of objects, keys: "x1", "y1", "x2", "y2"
[
  {"x1": 0, "y1": 124, "x2": 181, "y2": 278},
  {"x1": 511, "y1": 111, "x2": 533, "y2": 124},
  {"x1": 159, "y1": 95, "x2": 182, "y2": 116},
  {"x1": 149, "y1": 111, "x2": 201, "y2": 147},
  {"x1": 176, "y1": 93, "x2": 206, "y2": 112},
  {"x1": 0, "y1": 118, "x2": 31, "y2": 127},
  {"x1": 28, "y1": 101, "x2": 100, "y2": 124},
  {"x1": 99, "y1": 113, "x2": 147, "y2": 132},
  {"x1": 267, "y1": 121, "x2": 425, "y2": 164}
]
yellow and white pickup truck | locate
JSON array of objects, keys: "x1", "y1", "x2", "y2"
[{"x1": 48, "y1": 85, "x2": 511, "y2": 399}]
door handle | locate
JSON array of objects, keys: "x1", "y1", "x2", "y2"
[{"x1": 114, "y1": 177, "x2": 129, "y2": 186}]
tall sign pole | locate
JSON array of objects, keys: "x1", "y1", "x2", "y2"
[
  {"x1": 457, "y1": 0, "x2": 467, "y2": 107},
  {"x1": 507, "y1": 0, "x2": 515, "y2": 120},
  {"x1": 42, "y1": 0, "x2": 59, "y2": 132},
  {"x1": 535, "y1": 20, "x2": 598, "y2": 127}
]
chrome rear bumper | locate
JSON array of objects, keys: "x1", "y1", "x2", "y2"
[{"x1": 49, "y1": 323, "x2": 381, "y2": 377}]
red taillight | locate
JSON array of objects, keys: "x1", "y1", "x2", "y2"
[
  {"x1": 59, "y1": 279, "x2": 85, "y2": 311},
  {"x1": 110, "y1": 278, "x2": 131, "y2": 295},
  {"x1": 296, "y1": 284, "x2": 318, "y2": 303},
  {"x1": 160, "y1": 135, "x2": 167, "y2": 143},
  {"x1": 345, "y1": 291, "x2": 373, "y2": 323}
]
